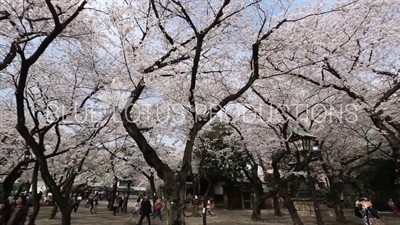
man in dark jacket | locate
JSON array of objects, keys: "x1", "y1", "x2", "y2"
[{"x1": 137, "y1": 195, "x2": 152, "y2": 225}]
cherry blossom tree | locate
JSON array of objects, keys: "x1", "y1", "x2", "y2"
[
  {"x1": 103, "y1": 0, "x2": 348, "y2": 223},
  {"x1": 105, "y1": 0, "x2": 262, "y2": 223},
  {"x1": 0, "y1": 1, "x2": 115, "y2": 225},
  {"x1": 260, "y1": 0, "x2": 400, "y2": 188},
  {"x1": 318, "y1": 119, "x2": 390, "y2": 222}
]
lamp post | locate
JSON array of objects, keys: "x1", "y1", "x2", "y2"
[{"x1": 287, "y1": 131, "x2": 323, "y2": 225}]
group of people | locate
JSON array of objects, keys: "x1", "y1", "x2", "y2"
[
  {"x1": 0, "y1": 194, "x2": 29, "y2": 225},
  {"x1": 126, "y1": 195, "x2": 163, "y2": 225},
  {"x1": 3, "y1": 192, "x2": 396, "y2": 225},
  {"x1": 111, "y1": 195, "x2": 125, "y2": 215}
]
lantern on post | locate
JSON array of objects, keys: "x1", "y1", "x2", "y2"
[
  {"x1": 287, "y1": 130, "x2": 323, "y2": 225},
  {"x1": 287, "y1": 130, "x2": 321, "y2": 158}
]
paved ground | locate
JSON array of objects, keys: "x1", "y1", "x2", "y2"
[{"x1": 32, "y1": 202, "x2": 399, "y2": 225}]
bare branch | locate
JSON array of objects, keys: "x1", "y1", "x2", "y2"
[{"x1": 0, "y1": 42, "x2": 17, "y2": 71}]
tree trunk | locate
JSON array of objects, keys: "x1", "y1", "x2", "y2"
[
  {"x1": 123, "y1": 182, "x2": 131, "y2": 213},
  {"x1": 283, "y1": 195, "x2": 304, "y2": 225},
  {"x1": 48, "y1": 205, "x2": 58, "y2": 219},
  {"x1": 108, "y1": 178, "x2": 118, "y2": 211},
  {"x1": 0, "y1": 163, "x2": 23, "y2": 201},
  {"x1": 192, "y1": 202, "x2": 201, "y2": 217},
  {"x1": 28, "y1": 161, "x2": 41, "y2": 225},
  {"x1": 190, "y1": 177, "x2": 201, "y2": 217},
  {"x1": 251, "y1": 190, "x2": 262, "y2": 221},
  {"x1": 202, "y1": 195, "x2": 208, "y2": 225},
  {"x1": 28, "y1": 191, "x2": 42, "y2": 225},
  {"x1": 149, "y1": 173, "x2": 156, "y2": 206},
  {"x1": 273, "y1": 191, "x2": 282, "y2": 216},
  {"x1": 164, "y1": 179, "x2": 186, "y2": 225},
  {"x1": 61, "y1": 212, "x2": 71, "y2": 225},
  {"x1": 226, "y1": 187, "x2": 233, "y2": 210},
  {"x1": 331, "y1": 182, "x2": 346, "y2": 222}
]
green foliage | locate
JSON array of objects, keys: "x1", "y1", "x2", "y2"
[
  {"x1": 356, "y1": 159, "x2": 395, "y2": 193},
  {"x1": 194, "y1": 122, "x2": 249, "y2": 186},
  {"x1": 317, "y1": 187, "x2": 334, "y2": 207},
  {"x1": 354, "y1": 159, "x2": 396, "y2": 209},
  {"x1": 346, "y1": 191, "x2": 361, "y2": 207}
]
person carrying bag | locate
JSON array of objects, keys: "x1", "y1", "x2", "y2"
[{"x1": 354, "y1": 197, "x2": 388, "y2": 225}]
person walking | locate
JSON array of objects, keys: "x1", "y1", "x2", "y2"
[
  {"x1": 206, "y1": 199, "x2": 212, "y2": 216},
  {"x1": 112, "y1": 197, "x2": 120, "y2": 216},
  {"x1": 152, "y1": 198, "x2": 162, "y2": 220},
  {"x1": 92, "y1": 194, "x2": 99, "y2": 214},
  {"x1": 354, "y1": 197, "x2": 382, "y2": 225},
  {"x1": 85, "y1": 195, "x2": 91, "y2": 208},
  {"x1": 127, "y1": 195, "x2": 142, "y2": 223},
  {"x1": 388, "y1": 198, "x2": 398, "y2": 215},
  {"x1": 137, "y1": 195, "x2": 152, "y2": 225},
  {"x1": 117, "y1": 196, "x2": 124, "y2": 213},
  {"x1": 135, "y1": 196, "x2": 142, "y2": 216}
]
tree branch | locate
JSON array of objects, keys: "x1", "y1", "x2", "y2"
[
  {"x1": 0, "y1": 42, "x2": 17, "y2": 71},
  {"x1": 120, "y1": 78, "x2": 174, "y2": 180}
]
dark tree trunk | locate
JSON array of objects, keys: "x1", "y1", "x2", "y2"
[
  {"x1": 28, "y1": 191, "x2": 42, "y2": 225},
  {"x1": 191, "y1": 177, "x2": 201, "y2": 217},
  {"x1": 283, "y1": 194, "x2": 304, "y2": 225},
  {"x1": 192, "y1": 200, "x2": 201, "y2": 217},
  {"x1": 321, "y1": 160, "x2": 346, "y2": 222},
  {"x1": 251, "y1": 190, "x2": 262, "y2": 221},
  {"x1": 28, "y1": 161, "x2": 41, "y2": 225},
  {"x1": 164, "y1": 179, "x2": 186, "y2": 225},
  {"x1": 271, "y1": 151, "x2": 294, "y2": 220},
  {"x1": 226, "y1": 187, "x2": 233, "y2": 210},
  {"x1": 279, "y1": 179, "x2": 304, "y2": 225},
  {"x1": 273, "y1": 190, "x2": 282, "y2": 216},
  {"x1": 331, "y1": 181, "x2": 346, "y2": 222},
  {"x1": 149, "y1": 173, "x2": 156, "y2": 206},
  {"x1": 0, "y1": 163, "x2": 23, "y2": 201},
  {"x1": 201, "y1": 175, "x2": 212, "y2": 223},
  {"x1": 241, "y1": 161, "x2": 265, "y2": 221},
  {"x1": 13, "y1": 4, "x2": 87, "y2": 225},
  {"x1": 49, "y1": 205, "x2": 58, "y2": 219},
  {"x1": 123, "y1": 182, "x2": 131, "y2": 213},
  {"x1": 108, "y1": 178, "x2": 118, "y2": 211},
  {"x1": 61, "y1": 212, "x2": 71, "y2": 225},
  {"x1": 111, "y1": 178, "x2": 118, "y2": 195},
  {"x1": 202, "y1": 195, "x2": 208, "y2": 225}
]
